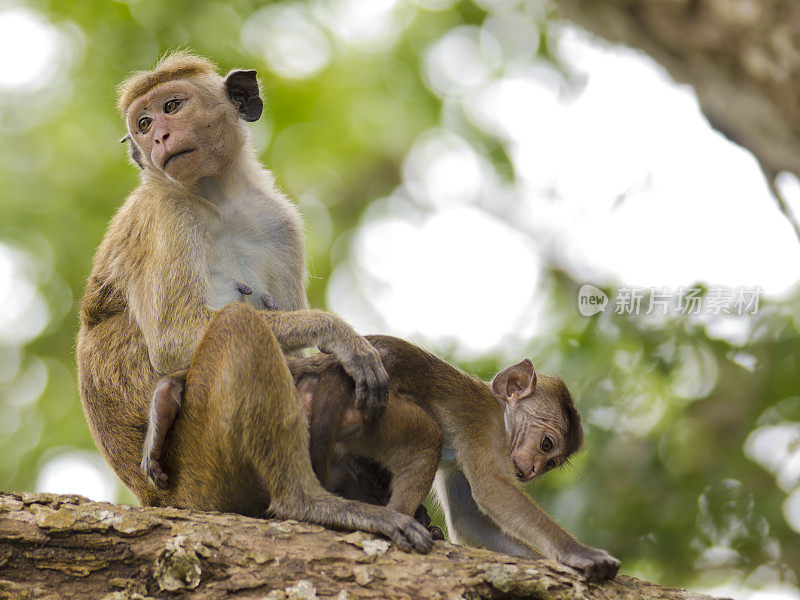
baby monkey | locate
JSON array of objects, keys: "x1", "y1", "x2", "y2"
[{"x1": 143, "y1": 335, "x2": 619, "y2": 580}]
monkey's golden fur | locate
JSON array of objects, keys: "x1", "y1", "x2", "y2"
[
  {"x1": 78, "y1": 181, "x2": 223, "y2": 506},
  {"x1": 288, "y1": 336, "x2": 618, "y2": 580},
  {"x1": 117, "y1": 52, "x2": 218, "y2": 116},
  {"x1": 76, "y1": 53, "x2": 432, "y2": 552}
]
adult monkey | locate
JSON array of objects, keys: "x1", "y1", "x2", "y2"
[{"x1": 76, "y1": 52, "x2": 432, "y2": 552}]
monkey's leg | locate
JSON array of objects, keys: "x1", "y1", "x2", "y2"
[
  {"x1": 367, "y1": 395, "x2": 443, "y2": 517},
  {"x1": 161, "y1": 303, "x2": 433, "y2": 552}
]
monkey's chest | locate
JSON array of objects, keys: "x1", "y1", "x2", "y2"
[{"x1": 207, "y1": 227, "x2": 284, "y2": 311}]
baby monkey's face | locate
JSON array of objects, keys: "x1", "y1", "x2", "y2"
[
  {"x1": 507, "y1": 403, "x2": 569, "y2": 481},
  {"x1": 491, "y1": 360, "x2": 583, "y2": 481}
]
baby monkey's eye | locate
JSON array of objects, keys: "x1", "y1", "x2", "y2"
[
  {"x1": 138, "y1": 116, "x2": 152, "y2": 133},
  {"x1": 164, "y1": 98, "x2": 183, "y2": 113},
  {"x1": 545, "y1": 459, "x2": 556, "y2": 471},
  {"x1": 541, "y1": 436, "x2": 553, "y2": 453}
]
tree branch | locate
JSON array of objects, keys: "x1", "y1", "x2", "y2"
[
  {"x1": 0, "y1": 492, "x2": 726, "y2": 600},
  {"x1": 558, "y1": 0, "x2": 800, "y2": 241}
]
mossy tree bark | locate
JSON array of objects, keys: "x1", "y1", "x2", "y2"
[{"x1": 0, "y1": 492, "x2": 726, "y2": 600}]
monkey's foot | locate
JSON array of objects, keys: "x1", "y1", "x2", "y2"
[{"x1": 374, "y1": 512, "x2": 434, "y2": 553}]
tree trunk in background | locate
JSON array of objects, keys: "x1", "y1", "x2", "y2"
[
  {"x1": 0, "y1": 492, "x2": 724, "y2": 600},
  {"x1": 558, "y1": 0, "x2": 800, "y2": 237}
]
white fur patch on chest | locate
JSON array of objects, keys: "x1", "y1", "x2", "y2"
[{"x1": 205, "y1": 195, "x2": 293, "y2": 310}]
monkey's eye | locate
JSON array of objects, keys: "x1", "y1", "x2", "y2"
[
  {"x1": 137, "y1": 116, "x2": 152, "y2": 133},
  {"x1": 545, "y1": 459, "x2": 556, "y2": 471},
  {"x1": 164, "y1": 98, "x2": 183, "y2": 113},
  {"x1": 541, "y1": 436, "x2": 553, "y2": 453}
]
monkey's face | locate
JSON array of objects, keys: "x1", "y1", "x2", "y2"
[
  {"x1": 493, "y1": 361, "x2": 573, "y2": 481},
  {"x1": 126, "y1": 78, "x2": 240, "y2": 184},
  {"x1": 505, "y1": 396, "x2": 569, "y2": 481}
]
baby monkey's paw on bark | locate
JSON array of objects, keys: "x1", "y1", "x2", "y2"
[{"x1": 558, "y1": 544, "x2": 620, "y2": 581}]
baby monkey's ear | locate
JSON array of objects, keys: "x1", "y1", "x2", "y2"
[
  {"x1": 225, "y1": 69, "x2": 263, "y2": 122},
  {"x1": 491, "y1": 359, "x2": 537, "y2": 404}
]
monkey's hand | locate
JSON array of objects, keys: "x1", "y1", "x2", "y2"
[
  {"x1": 141, "y1": 375, "x2": 184, "y2": 490},
  {"x1": 557, "y1": 542, "x2": 620, "y2": 581},
  {"x1": 320, "y1": 336, "x2": 389, "y2": 423},
  {"x1": 141, "y1": 448, "x2": 169, "y2": 490},
  {"x1": 141, "y1": 408, "x2": 171, "y2": 489}
]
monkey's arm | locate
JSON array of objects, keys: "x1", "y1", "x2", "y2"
[
  {"x1": 264, "y1": 311, "x2": 389, "y2": 420},
  {"x1": 457, "y1": 440, "x2": 619, "y2": 581},
  {"x1": 122, "y1": 208, "x2": 387, "y2": 419},
  {"x1": 434, "y1": 465, "x2": 542, "y2": 558}
]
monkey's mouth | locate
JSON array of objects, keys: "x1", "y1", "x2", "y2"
[{"x1": 163, "y1": 148, "x2": 196, "y2": 168}]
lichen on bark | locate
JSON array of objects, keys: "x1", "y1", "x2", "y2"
[{"x1": 0, "y1": 492, "x2": 726, "y2": 600}]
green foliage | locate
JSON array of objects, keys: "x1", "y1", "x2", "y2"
[{"x1": 0, "y1": 0, "x2": 798, "y2": 596}]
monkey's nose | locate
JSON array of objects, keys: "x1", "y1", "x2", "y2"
[{"x1": 513, "y1": 459, "x2": 528, "y2": 480}]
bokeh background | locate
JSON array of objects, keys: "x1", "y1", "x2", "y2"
[{"x1": 1, "y1": 0, "x2": 799, "y2": 598}]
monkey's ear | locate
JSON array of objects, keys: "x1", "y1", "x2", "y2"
[
  {"x1": 120, "y1": 134, "x2": 145, "y2": 170},
  {"x1": 225, "y1": 70, "x2": 263, "y2": 122},
  {"x1": 491, "y1": 359, "x2": 537, "y2": 403}
]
